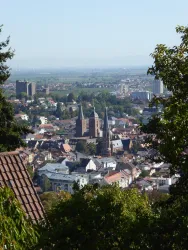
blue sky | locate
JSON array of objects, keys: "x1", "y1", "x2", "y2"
[{"x1": 1, "y1": 0, "x2": 188, "y2": 68}]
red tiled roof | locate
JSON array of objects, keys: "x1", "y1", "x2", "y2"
[
  {"x1": 54, "y1": 119, "x2": 73, "y2": 124},
  {"x1": 39, "y1": 124, "x2": 54, "y2": 129},
  {"x1": 35, "y1": 134, "x2": 44, "y2": 140},
  {"x1": 0, "y1": 151, "x2": 44, "y2": 222},
  {"x1": 104, "y1": 171, "x2": 122, "y2": 184},
  {"x1": 62, "y1": 144, "x2": 72, "y2": 153}
]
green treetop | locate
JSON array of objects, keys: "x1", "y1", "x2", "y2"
[
  {"x1": 0, "y1": 187, "x2": 38, "y2": 250},
  {"x1": 142, "y1": 26, "x2": 188, "y2": 197},
  {"x1": 38, "y1": 185, "x2": 152, "y2": 250},
  {"x1": 67, "y1": 92, "x2": 76, "y2": 102}
]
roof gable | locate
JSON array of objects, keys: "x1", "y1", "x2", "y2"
[
  {"x1": 104, "y1": 171, "x2": 122, "y2": 183},
  {"x1": 80, "y1": 158, "x2": 91, "y2": 168}
]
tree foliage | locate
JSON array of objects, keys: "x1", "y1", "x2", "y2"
[
  {"x1": 38, "y1": 185, "x2": 152, "y2": 250},
  {"x1": 0, "y1": 187, "x2": 38, "y2": 250},
  {"x1": 75, "y1": 141, "x2": 97, "y2": 155},
  {"x1": 75, "y1": 141, "x2": 87, "y2": 153},
  {"x1": 55, "y1": 102, "x2": 63, "y2": 118},
  {"x1": 42, "y1": 175, "x2": 51, "y2": 192},
  {"x1": 142, "y1": 26, "x2": 188, "y2": 197},
  {"x1": 139, "y1": 25, "x2": 188, "y2": 249},
  {"x1": 139, "y1": 170, "x2": 149, "y2": 178},
  {"x1": 0, "y1": 25, "x2": 31, "y2": 152},
  {"x1": 67, "y1": 92, "x2": 75, "y2": 102},
  {"x1": 40, "y1": 191, "x2": 71, "y2": 213}
]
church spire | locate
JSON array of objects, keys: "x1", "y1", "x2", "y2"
[
  {"x1": 76, "y1": 104, "x2": 86, "y2": 137},
  {"x1": 101, "y1": 107, "x2": 111, "y2": 156},
  {"x1": 103, "y1": 107, "x2": 109, "y2": 132},
  {"x1": 78, "y1": 104, "x2": 84, "y2": 120}
]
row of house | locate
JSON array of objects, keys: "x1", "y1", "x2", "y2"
[{"x1": 37, "y1": 156, "x2": 141, "y2": 193}]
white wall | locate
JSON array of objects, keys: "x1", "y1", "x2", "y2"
[{"x1": 86, "y1": 160, "x2": 97, "y2": 172}]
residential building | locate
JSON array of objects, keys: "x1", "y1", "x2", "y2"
[
  {"x1": 25, "y1": 133, "x2": 35, "y2": 141},
  {"x1": 149, "y1": 175, "x2": 179, "y2": 187},
  {"x1": 61, "y1": 144, "x2": 72, "y2": 153},
  {"x1": 131, "y1": 91, "x2": 151, "y2": 101},
  {"x1": 47, "y1": 173, "x2": 88, "y2": 193},
  {"x1": 14, "y1": 113, "x2": 29, "y2": 121},
  {"x1": 38, "y1": 163, "x2": 69, "y2": 177},
  {"x1": 80, "y1": 158, "x2": 97, "y2": 172},
  {"x1": 103, "y1": 171, "x2": 129, "y2": 188},
  {"x1": 39, "y1": 124, "x2": 57, "y2": 133},
  {"x1": 37, "y1": 162, "x2": 89, "y2": 193},
  {"x1": 19, "y1": 149, "x2": 35, "y2": 164},
  {"x1": 93, "y1": 157, "x2": 117, "y2": 170},
  {"x1": 33, "y1": 151, "x2": 52, "y2": 165},
  {"x1": 116, "y1": 161, "x2": 141, "y2": 181},
  {"x1": 36, "y1": 86, "x2": 49, "y2": 95},
  {"x1": 111, "y1": 139, "x2": 123, "y2": 153},
  {"x1": 39, "y1": 116, "x2": 48, "y2": 124}
]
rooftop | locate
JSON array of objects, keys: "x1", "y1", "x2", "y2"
[
  {"x1": 0, "y1": 151, "x2": 44, "y2": 222},
  {"x1": 38, "y1": 163, "x2": 69, "y2": 174}
]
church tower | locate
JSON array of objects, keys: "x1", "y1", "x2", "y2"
[
  {"x1": 89, "y1": 107, "x2": 100, "y2": 138},
  {"x1": 76, "y1": 104, "x2": 86, "y2": 137},
  {"x1": 101, "y1": 107, "x2": 111, "y2": 156}
]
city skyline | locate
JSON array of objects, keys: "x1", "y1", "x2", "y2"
[{"x1": 1, "y1": 0, "x2": 188, "y2": 69}]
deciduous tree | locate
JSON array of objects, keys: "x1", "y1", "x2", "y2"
[
  {"x1": 38, "y1": 185, "x2": 152, "y2": 250},
  {"x1": 142, "y1": 26, "x2": 188, "y2": 197},
  {"x1": 0, "y1": 187, "x2": 38, "y2": 250}
]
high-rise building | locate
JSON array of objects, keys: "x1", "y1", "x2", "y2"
[
  {"x1": 16, "y1": 80, "x2": 36, "y2": 97},
  {"x1": 120, "y1": 83, "x2": 128, "y2": 95},
  {"x1": 101, "y1": 107, "x2": 111, "y2": 156},
  {"x1": 16, "y1": 81, "x2": 28, "y2": 96},
  {"x1": 89, "y1": 107, "x2": 100, "y2": 138},
  {"x1": 28, "y1": 82, "x2": 36, "y2": 96},
  {"x1": 76, "y1": 104, "x2": 87, "y2": 137},
  {"x1": 152, "y1": 79, "x2": 163, "y2": 95}
]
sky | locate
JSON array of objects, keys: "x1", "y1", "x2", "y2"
[{"x1": 1, "y1": 0, "x2": 188, "y2": 69}]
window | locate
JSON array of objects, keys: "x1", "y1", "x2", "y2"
[{"x1": 64, "y1": 184, "x2": 68, "y2": 191}]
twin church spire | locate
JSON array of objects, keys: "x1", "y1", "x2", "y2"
[
  {"x1": 78, "y1": 103, "x2": 84, "y2": 120},
  {"x1": 76, "y1": 104, "x2": 111, "y2": 156},
  {"x1": 76, "y1": 104, "x2": 86, "y2": 137}
]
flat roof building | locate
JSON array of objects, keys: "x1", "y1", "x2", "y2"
[
  {"x1": 16, "y1": 80, "x2": 36, "y2": 97},
  {"x1": 152, "y1": 79, "x2": 163, "y2": 95}
]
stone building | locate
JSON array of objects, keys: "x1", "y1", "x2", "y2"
[
  {"x1": 101, "y1": 107, "x2": 111, "y2": 156},
  {"x1": 76, "y1": 104, "x2": 87, "y2": 137},
  {"x1": 89, "y1": 107, "x2": 100, "y2": 138}
]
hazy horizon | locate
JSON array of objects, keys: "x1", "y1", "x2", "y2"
[{"x1": 1, "y1": 0, "x2": 188, "y2": 69}]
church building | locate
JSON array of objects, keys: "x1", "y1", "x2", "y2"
[
  {"x1": 89, "y1": 107, "x2": 100, "y2": 138},
  {"x1": 76, "y1": 104, "x2": 87, "y2": 137},
  {"x1": 101, "y1": 107, "x2": 112, "y2": 156}
]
